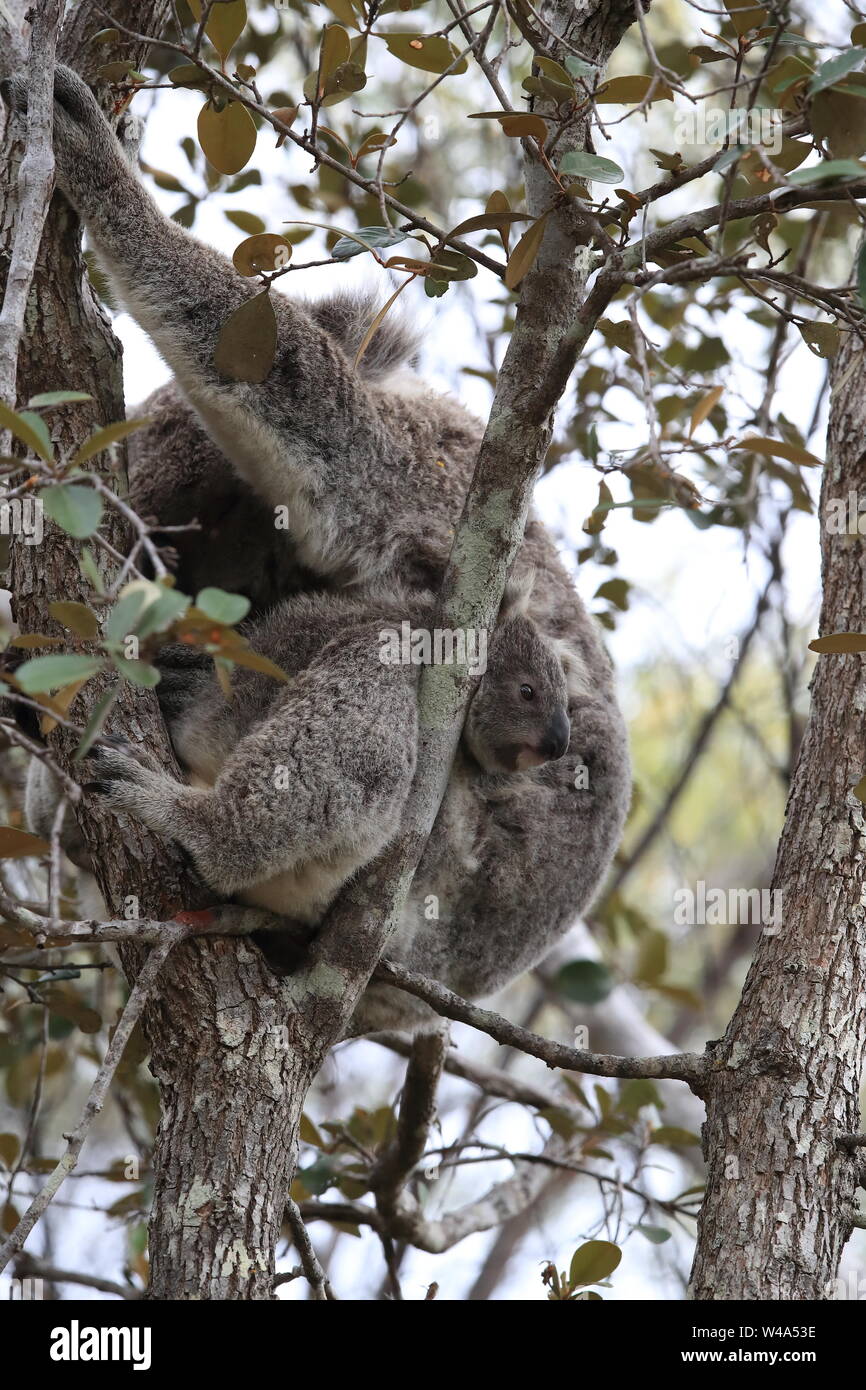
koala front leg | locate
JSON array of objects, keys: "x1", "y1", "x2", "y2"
[
  {"x1": 89, "y1": 645, "x2": 419, "y2": 902},
  {"x1": 87, "y1": 740, "x2": 210, "y2": 862}
]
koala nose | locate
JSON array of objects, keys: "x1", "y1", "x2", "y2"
[{"x1": 540, "y1": 708, "x2": 570, "y2": 761}]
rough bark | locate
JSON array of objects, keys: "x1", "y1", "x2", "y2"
[{"x1": 690, "y1": 279, "x2": 866, "y2": 1299}]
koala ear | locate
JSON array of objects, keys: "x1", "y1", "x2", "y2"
[
  {"x1": 499, "y1": 567, "x2": 536, "y2": 622},
  {"x1": 554, "y1": 638, "x2": 591, "y2": 700}
]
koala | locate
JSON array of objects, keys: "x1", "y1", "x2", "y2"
[
  {"x1": 81, "y1": 583, "x2": 570, "y2": 922},
  {"x1": 5, "y1": 68, "x2": 631, "y2": 1031}
]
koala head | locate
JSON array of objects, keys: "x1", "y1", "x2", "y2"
[{"x1": 464, "y1": 578, "x2": 571, "y2": 775}]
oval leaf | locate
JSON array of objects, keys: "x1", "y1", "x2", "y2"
[
  {"x1": 41, "y1": 484, "x2": 104, "y2": 539},
  {"x1": 48, "y1": 601, "x2": 100, "y2": 639},
  {"x1": 214, "y1": 290, "x2": 277, "y2": 383},
  {"x1": 196, "y1": 587, "x2": 251, "y2": 625},
  {"x1": 688, "y1": 385, "x2": 724, "y2": 438},
  {"x1": 504, "y1": 216, "x2": 547, "y2": 290},
  {"x1": 384, "y1": 33, "x2": 468, "y2": 75},
  {"x1": 556, "y1": 959, "x2": 615, "y2": 1005},
  {"x1": 560, "y1": 151, "x2": 625, "y2": 184},
  {"x1": 596, "y1": 74, "x2": 673, "y2": 104},
  {"x1": 71, "y1": 417, "x2": 149, "y2": 467},
  {"x1": 569, "y1": 1240, "x2": 622, "y2": 1288},
  {"x1": 331, "y1": 225, "x2": 408, "y2": 260},
  {"x1": 232, "y1": 233, "x2": 292, "y2": 276},
  {"x1": 187, "y1": 0, "x2": 247, "y2": 63},
  {"x1": 733, "y1": 435, "x2": 823, "y2": 467},
  {"x1": 809, "y1": 633, "x2": 866, "y2": 654},
  {"x1": 0, "y1": 826, "x2": 51, "y2": 859},
  {"x1": 225, "y1": 210, "x2": 266, "y2": 236},
  {"x1": 198, "y1": 99, "x2": 257, "y2": 176},
  {"x1": 0, "y1": 400, "x2": 53, "y2": 461},
  {"x1": 15, "y1": 653, "x2": 104, "y2": 694}
]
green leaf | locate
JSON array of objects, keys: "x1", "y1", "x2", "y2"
[
  {"x1": 808, "y1": 49, "x2": 866, "y2": 96},
  {"x1": 468, "y1": 111, "x2": 548, "y2": 142},
  {"x1": 636, "y1": 1224, "x2": 672, "y2": 1244},
  {"x1": 40, "y1": 484, "x2": 103, "y2": 539},
  {"x1": 198, "y1": 99, "x2": 257, "y2": 176},
  {"x1": 619, "y1": 1078, "x2": 661, "y2": 1116},
  {"x1": 214, "y1": 290, "x2": 277, "y2": 383},
  {"x1": 595, "y1": 74, "x2": 673, "y2": 104},
  {"x1": 0, "y1": 1133, "x2": 20, "y2": 1167},
  {"x1": 331, "y1": 225, "x2": 408, "y2": 260},
  {"x1": 225, "y1": 209, "x2": 266, "y2": 236},
  {"x1": 447, "y1": 210, "x2": 532, "y2": 238},
  {"x1": 564, "y1": 56, "x2": 598, "y2": 81},
  {"x1": 48, "y1": 601, "x2": 100, "y2": 639},
  {"x1": 196, "y1": 587, "x2": 251, "y2": 625},
  {"x1": 0, "y1": 400, "x2": 53, "y2": 460},
  {"x1": 111, "y1": 656, "x2": 161, "y2": 687},
  {"x1": 134, "y1": 589, "x2": 191, "y2": 639},
  {"x1": 787, "y1": 158, "x2": 865, "y2": 184},
  {"x1": 383, "y1": 32, "x2": 468, "y2": 76},
  {"x1": 722, "y1": 0, "x2": 768, "y2": 35},
  {"x1": 857, "y1": 242, "x2": 866, "y2": 311},
  {"x1": 733, "y1": 435, "x2": 823, "y2": 467},
  {"x1": 300, "y1": 1113, "x2": 326, "y2": 1148},
  {"x1": 187, "y1": 0, "x2": 247, "y2": 63},
  {"x1": 568, "y1": 1240, "x2": 622, "y2": 1288},
  {"x1": 71, "y1": 417, "x2": 149, "y2": 467},
  {"x1": 560, "y1": 151, "x2": 625, "y2": 184},
  {"x1": 556, "y1": 959, "x2": 615, "y2": 1005},
  {"x1": 104, "y1": 588, "x2": 151, "y2": 644},
  {"x1": 27, "y1": 391, "x2": 93, "y2": 408},
  {"x1": 635, "y1": 927, "x2": 668, "y2": 984},
  {"x1": 318, "y1": 23, "x2": 352, "y2": 90},
  {"x1": 504, "y1": 216, "x2": 547, "y2": 290},
  {"x1": 594, "y1": 578, "x2": 630, "y2": 611},
  {"x1": 651, "y1": 1125, "x2": 702, "y2": 1147},
  {"x1": 15, "y1": 653, "x2": 104, "y2": 694}
]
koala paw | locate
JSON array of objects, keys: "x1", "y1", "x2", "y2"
[
  {"x1": 2, "y1": 66, "x2": 122, "y2": 207},
  {"x1": 83, "y1": 741, "x2": 178, "y2": 836}
]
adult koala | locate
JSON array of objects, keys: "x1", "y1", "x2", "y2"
[{"x1": 3, "y1": 68, "x2": 630, "y2": 1031}]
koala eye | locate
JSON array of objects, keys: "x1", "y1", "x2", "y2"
[{"x1": 520, "y1": 683, "x2": 534, "y2": 701}]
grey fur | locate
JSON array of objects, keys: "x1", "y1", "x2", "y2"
[{"x1": 8, "y1": 68, "x2": 632, "y2": 1033}]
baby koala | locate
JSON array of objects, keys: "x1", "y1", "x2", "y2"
[{"x1": 86, "y1": 581, "x2": 572, "y2": 932}]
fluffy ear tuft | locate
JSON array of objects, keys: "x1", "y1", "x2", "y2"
[
  {"x1": 554, "y1": 639, "x2": 591, "y2": 700},
  {"x1": 499, "y1": 567, "x2": 536, "y2": 622}
]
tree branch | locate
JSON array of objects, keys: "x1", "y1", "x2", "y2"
[{"x1": 0, "y1": 924, "x2": 184, "y2": 1274}]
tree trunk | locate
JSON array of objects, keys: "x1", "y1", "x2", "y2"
[{"x1": 690, "y1": 285, "x2": 866, "y2": 1299}]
